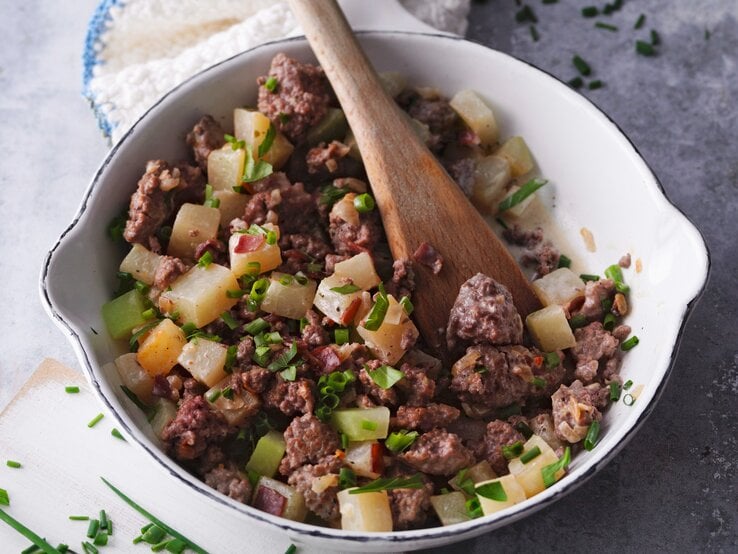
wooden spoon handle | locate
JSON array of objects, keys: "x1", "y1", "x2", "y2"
[{"x1": 289, "y1": 0, "x2": 541, "y2": 351}]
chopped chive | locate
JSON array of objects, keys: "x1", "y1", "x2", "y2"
[
  {"x1": 529, "y1": 25, "x2": 540, "y2": 42},
  {"x1": 636, "y1": 40, "x2": 656, "y2": 56},
  {"x1": 603, "y1": 313, "x2": 616, "y2": 331},
  {"x1": 704, "y1": 28, "x2": 710, "y2": 40},
  {"x1": 542, "y1": 0, "x2": 557, "y2": 3},
  {"x1": 165, "y1": 538, "x2": 187, "y2": 553},
  {"x1": 197, "y1": 250, "x2": 214, "y2": 268},
  {"x1": 87, "y1": 413, "x2": 104, "y2": 428},
  {"x1": 634, "y1": 14, "x2": 646, "y2": 29},
  {"x1": 502, "y1": 441, "x2": 524, "y2": 460},
  {"x1": 623, "y1": 393, "x2": 636, "y2": 406},
  {"x1": 581, "y1": 6, "x2": 598, "y2": 18},
  {"x1": 152, "y1": 539, "x2": 170, "y2": 552},
  {"x1": 595, "y1": 22, "x2": 618, "y2": 31},
  {"x1": 111, "y1": 428, "x2": 126, "y2": 441},
  {"x1": 330, "y1": 283, "x2": 362, "y2": 294},
  {"x1": 220, "y1": 311, "x2": 239, "y2": 330},
  {"x1": 544, "y1": 352, "x2": 561, "y2": 369},
  {"x1": 572, "y1": 55, "x2": 592, "y2": 76},
  {"x1": 69, "y1": 515, "x2": 90, "y2": 521},
  {"x1": 569, "y1": 313, "x2": 588, "y2": 329},
  {"x1": 206, "y1": 389, "x2": 222, "y2": 403},
  {"x1": 557, "y1": 254, "x2": 572, "y2": 268},
  {"x1": 495, "y1": 216, "x2": 509, "y2": 229},
  {"x1": 609, "y1": 381, "x2": 622, "y2": 401},
  {"x1": 141, "y1": 524, "x2": 167, "y2": 544},
  {"x1": 349, "y1": 474, "x2": 424, "y2": 494},
  {"x1": 567, "y1": 76, "x2": 584, "y2": 89},
  {"x1": 584, "y1": 420, "x2": 600, "y2": 451},
  {"x1": 542, "y1": 446, "x2": 571, "y2": 487},
  {"x1": 99, "y1": 510, "x2": 108, "y2": 530},
  {"x1": 285, "y1": 545, "x2": 297, "y2": 554},
  {"x1": 580, "y1": 274, "x2": 600, "y2": 282},
  {"x1": 353, "y1": 193, "x2": 375, "y2": 213},
  {"x1": 264, "y1": 76, "x2": 278, "y2": 92},
  {"x1": 6, "y1": 460, "x2": 21, "y2": 469},
  {"x1": 650, "y1": 29, "x2": 661, "y2": 45},
  {"x1": 106, "y1": 520, "x2": 113, "y2": 536},
  {"x1": 531, "y1": 376, "x2": 546, "y2": 388},
  {"x1": 340, "y1": 432, "x2": 349, "y2": 450},
  {"x1": 601, "y1": 298, "x2": 613, "y2": 313},
  {"x1": 621, "y1": 336, "x2": 639, "y2": 351},
  {"x1": 399, "y1": 296, "x2": 414, "y2": 315},
  {"x1": 520, "y1": 446, "x2": 542, "y2": 464},
  {"x1": 515, "y1": 5, "x2": 537, "y2": 24},
  {"x1": 338, "y1": 467, "x2": 357, "y2": 490},
  {"x1": 141, "y1": 308, "x2": 156, "y2": 320},
  {"x1": 82, "y1": 541, "x2": 99, "y2": 554},
  {"x1": 361, "y1": 419, "x2": 378, "y2": 431},
  {"x1": 498, "y1": 178, "x2": 548, "y2": 212},
  {"x1": 588, "y1": 80, "x2": 604, "y2": 90},
  {"x1": 363, "y1": 286, "x2": 389, "y2": 331},
  {"x1": 65, "y1": 386, "x2": 80, "y2": 394},
  {"x1": 86, "y1": 519, "x2": 100, "y2": 538},
  {"x1": 514, "y1": 421, "x2": 534, "y2": 439},
  {"x1": 385, "y1": 430, "x2": 419, "y2": 454},
  {"x1": 465, "y1": 496, "x2": 483, "y2": 519},
  {"x1": 244, "y1": 317, "x2": 269, "y2": 335},
  {"x1": 334, "y1": 328, "x2": 350, "y2": 346},
  {"x1": 93, "y1": 531, "x2": 108, "y2": 546},
  {"x1": 623, "y1": 379, "x2": 634, "y2": 390},
  {"x1": 475, "y1": 480, "x2": 508, "y2": 502}
]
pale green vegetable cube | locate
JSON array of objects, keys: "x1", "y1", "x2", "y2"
[
  {"x1": 167, "y1": 203, "x2": 221, "y2": 260},
  {"x1": 532, "y1": 268, "x2": 586, "y2": 307},
  {"x1": 101, "y1": 289, "x2": 149, "y2": 340},
  {"x1": 526, "y1": 304, "x2": 577, "y2": 351},
  {"x1": 246, "y1": 430, "x2": 286, "y2": 478},
  {"x1": 430, "y1": 492, "x2": 471, "y2": 526},
  {"x1": 331, "y1": 407, "x2": 390, "y2": 441}
]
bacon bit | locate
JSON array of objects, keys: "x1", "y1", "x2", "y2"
[
  {"x1": 412, "y1": 242, "x2": 444, "y2": 275},
  {"x1": 533, "y1": 356, "x2": 544, "y2": 367},
  {"x1": 312, "y1": 345, "x2": 341, "y2": 373},
  {"x1": 580, "y1": 227, "x2": 596, "y2": 252},
  {"x1": 253, "y1": 486, "x2": 287, "y2": 516},
  {"x1": 335, "y1": 449, "x2": 346, "y2": 460},
  {"x1": 340, "y1": 297, "x2": 362, "y2": 325},
  {"x1": 370, "y1": 443, "x2": 385, "y2": 474},
  {"x1": 234, "y1": 233, "x2": 265, "y2": 253}
]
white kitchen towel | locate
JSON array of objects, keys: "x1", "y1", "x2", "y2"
[{"x1": 83, "y1": 0, "x2": 470, "y2": 144}]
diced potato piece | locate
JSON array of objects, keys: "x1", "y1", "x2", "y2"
[
  {"x1": 496, "y1": 136, "x2": 533, "y2": 177},
  {"x1": 260, "y1": 272, "x2": 317, "y2": 320},
  {"x1": 150, "y1": 398, "x2": 177, "y2": 439},
  {"x1": 178, "y1": 339, "x2": 228, "y2": 388},
  {"x1": 114, "y1": 353, "x2": 154, "y2": 405},
  {"x1": 508, "y1": 435, "x2": 562, "y2": 497},
  {"x1": 431, "y1": 492, "x2": 471, "y2": 526},
  {"x1": 161, "y1": 264, "x2": 239, "y2": 327},
  {"x1": 246, "y1": 430, "x2": 286, "y2": 478},
  {"x1": 357, "y1": 295, "x2": 419, "y2": 365},
  {"x1": 136, "y1": 319, "x2": 187, "y2": 377},
  {"x1": 331, "y1": 407, "x2": 390, "y2": 441},
  {"x1": 378, "y1": 71, "x2": 407, "y2": 98},
  {"x1": 207, "y1": 146, "x2": 246, "y2": 191},
  {"x1": 526, "y1": 305, "x2": 577, "y2": 351},
  {"x1": 213, "y1": 190, "x2": 250, "y2": 225},
  {"x1": 476, "y1": 475, "x2": 527, "y2": 515},
  {"x1": 119, "y1": 244, "x2": 163, "y2": 285},
  {"x1": 167, "y1": 203, "x2": 221, "y2": 260},
  {"x1": 338, "y1": 489, "x2": 393, "y2": 532},
  {"x1": 313, "y1": 273, "x2": 365, "y2": 325},
  {"x1": 333, "y1": 252, "x2": 381, "y2": 291},
  {"x1": 472, "y1": 155, "x2": 512, "y2": 213},
  {"x1": 229, "y1": 226, "x2": 282, "y2": 277},
  {"x1": 532, "y1": 268, "x2": 586, "y2": 307},
  {"x1": 252, "y1": 477, "x2": 307, "y2": 522},
  {"x1": 449, "y1": 89, "x2": 499, "y2": 145},
  {"x1": 306, "y1": 108, "x2": 348, "y2": 146},
  {"x1": 101, "y1": 289, "x2": 149, "y2": 340},
  {"x1": 501, "y1": 184, "x2": 536, "y2": 218},
  {"x1": 234, "y1": 108, "x2": 293, "y2": 169},
  {"x1": 344, "y1": 441, "x2": 383, "y2": 479}
]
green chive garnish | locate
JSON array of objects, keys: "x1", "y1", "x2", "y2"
[
  {"x1": 87, "y1": 413, "x2": 104, "y2": 428},
  {"x1": 475, "y1": 480, "x2": 508, "y2": 502},
  {"x1": 264, "y1": 76, "x2": 278, "y2": 92},
  {"x1": 650, "y1": 29, "x2": 661, "y2": 45},
  {"x1": 348, "y1": 474, "x2": 424, "y2": 494},
  {"x1": 595, "y1": 22, "x2": 618, "y2": 31},
  {"x1": 285, "y1": 545, "x2": 297, "y2": 554},
  {"x1": 588, "y1": 80, "x2": 604, "y2": 90},
  {"x1": 498, "y1": 178, "x2": 548, "y2": 212},
  {"x1": 111, "y1": 428, "x2": 126, "y2": 441},
  {"x1": 621, "y1": 336, "x2": 639, "y2": 351},
  {"x1": 572, "y1": 55, "x2": 592, "y2": 76},
  {"x1": 82, "y1": 541, "x2": 99, "y2": 554},
  {"x1": 0, "y1": 488, "x2": 9, "y2": 506},
  {"x1": 334, "y1": 328, "x2": 350, "y2": 346},
  {"x1": 361, "y1": 419, "x2": 378, "y2": 431},
  {"x1": 244, "y1": 317, "x2": 269, "y2": 335},
  {"x1": 603, "y1": 313, "x2": 616, "y2": 331},
  {"x1": 623, "y1": 393, "x2": 636, "y2": 406},
  {"x1": 99, "y1": 510, "x2": 108, "y2": 530},
  {"x1": 220, "y1": 311, "x2": 239, "y2": 330},
  {"x1": 502, "y1": 441, "x2": 524, "y2": 460},
  {"x1": 636, "y1": 40, "x2": 656, "y2": 56},
  {"x1": 584, "y1": 420, "x2": 600, "y2": 451},
  {"x1": 520, "y1": 446, "x2": 541, "y2": 464},
  {"x1": 399, "y1": 296, "x2": 414, "y2": 315},
  {"x1": 544, "y1": 352, "x2": 561, "y2": 368},
  {"x1": 65, "y1": 386, "x2": 80, "y2": 394},
  {"x1": 0, "y1": 508, "x2": 58, "y2": 554},
  {"x1": 6, "y1": 460, "x2": 21, "y2": 469},
  {"x1": 93, "y1": 531, "x2": 108, "y2": 546},
  {"x1": 465, "y1": 496, "x2": 483, "y2": 519},
  {"x1": 581, "y1": 6, "x2": 598, "y2": 17},
  {"x1": 385, "y1": 430, "x2": 419, "y2": 454},
  {"x1": 330, "y1": 283, "x2": 362, "y2": 294},
  {"x1": 568, "y1": 76, "x2": 584, "y2": 89},
  {"x1": 197, "y1": 251, "x2": 214, "y2": 268},
  {"x1": 514, "y1": 421, "x2": 534, "y2": 439},
  {"x1": 623, "y1": 379, "x2": 634, "y2": 390},
  {"x1": 580, "y1": 274, "x2": 600, "y2": 282},
  {"x1": 569, "y1": 313, "x2": 588, "y2": 329},
  {"x1": 532, "y1": 376, "x2": 546, "y2": 388},
  {"x1": 353, "y1": 193, "x2": 375, "y2": 213},
  {"x1": 542, "y1": 447, "x2": 571, "y2": 487},
  {"x1": 529, "y1": 25, "x2": 540, "y2": 42},
  {"x1": 634, "y1": 14, "x2": 646, "y2": 29},
  {"x1": 69, "y1": 515, "x2": 90, "y2": 521},
  {"x1": 86, "y1": 519, "x2": 100, "y2": 539},
  {"x1": 557, "y1": 254, "x2": 572, "y2": 268},
  {"x1": 609, "y1": 381, "x2": 622, "y2": 401}
]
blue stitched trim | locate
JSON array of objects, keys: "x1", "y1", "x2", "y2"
[{"x1": 82, "y1": 0, "x2": 126, "y2": 140}]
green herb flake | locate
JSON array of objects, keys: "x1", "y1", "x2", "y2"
[
  {"x1": 557, "y1": 254, "x2": 572, "y2": 268},
  {"x1": 242, "y1": 145, "x2": 273, "y2": 183},
  {"x1": 197, "y1": 251, "x2": 213, "y2": 268},
  {"x1": 520, "y1": 446, "x2": 542, "y2": 464},
  {"x1": 111, "y1": 428, "x2": 126, "y2": 441},
  {"x1": 595, "y1": 22, "x2": 618, "y2": 32},
  {"x1": 580, "y1": 274, "x2": 600, "y2": 282},
  {"x1": 87, "y1": 413, "x2": 104, "y2": 428},
  {"x1": 636, "y1": 40, "x2": 656, "y2": 56},
  {"x1": 635, "y1": 14, "x2": 646, "y2": 29},
  {"x1": 264, "y1": 76, "x2": 278, "y2": 92},
  {"x1": 280, "y1": 366, "x2": 298, "y2": 382},
  {"x1": 257, "y1": 123, "x2": 277, "y2": 158},
  {"x1": 572, "y1": 55, "x2": 592, "y2": 76},
  {"x1": 502, "y1": 441, "x2": 524, "y2": 460},
  {"x1": 366, "y1": 364, "x2": 404, "y2": 390},
  {"x1": 621, "y1": 336, "x2": 639, "y2": 351},
  {"x1": 385, "y1": 430, "x2": 419, "y2": 454},
  {"x1": 498, "y1": 178, "x2": 548, "y2": 212},
  {"x1": 348, "y1": 474, "x2": 424, "y2": 494},
  {"x1": 268, "y1": 342, "x2": 298, "y2": 371},
  {"x1": 330, "y1": 283, "x2": 362, "y2": 294},
  {"x1": 541, "y1": 446, "x2": 571, "y2": 487},
  {"x1": 475, "y1": 480, "x2": 508, "y2": 502},
  {"x1": 584, "y1": 420, "x2": 600, "y2": 451},
  {"x1": 338, "y1": 467, "x2": 356, "y2": 489},
  {"x1": 588, "y1": 80, "x2": 604, "y2": 90},
  {"x1": 465, "y1": 496, "x2": 483, "y2": 519},
  {"x1": 0, "y1": 488, "x2": 8, "y2": 506},
  {"x1": 581, "y1": 6, "x2": 598, "y2": 18},
  {"x1": 568, "y1": 76, "x2": 584, "y2": 89},
  {"x1": 610, "y1": 381, "x2": 622, "y2": 401}
]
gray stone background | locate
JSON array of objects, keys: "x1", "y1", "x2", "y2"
[{"x1": 0, "y1": 0, "x2": 735, "y2": 552}]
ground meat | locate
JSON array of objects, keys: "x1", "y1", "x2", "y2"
[
  {"x1": 239, "y1": 366, "x2": 271, "y2": 393},
  {"x1": 450, "y1": 344, "x2": 560, "y2": 409},
  {"x1": 551, "y1": 380, "x2": 609, "y2": 443},
  {"x1": 571, "y1": 322, "x2": 621, "y2": 384},
  {"x1": 263, "y1": 377, "x2": 315, "y2": 416},
  {"x1": 386, "y1": 258, "x2": 415, "y2": 300},
  {"x1": 393, "y1": 403, "x2": 460, "y2": 432},
  {"x1": 619, "y1": 253, "x2": 632, "y2": 268},
  {"x1": 474, "y1": 420, "x2": 525, "y2": 475},
  {"x1": 186, "y1": 115, "x2": 225, "y2": 171},
  {"x1": 395, "y1": 363, "x2": 435, "y2": 406},
  {"x1": 398, "y1": 89, "x2": 458, "y2": 153},
  {"x1": 577, "y1": 279, "x2": 616, "y2": 321},
  {"x1": 399, "y1": 428, "x2": 474, "y2": 475},
  {"x1": 287, "y1": 455, "x2": 342, "y2": 521},
  {"x1": 124, "y1": 160, "x2": 205, "y2": 250},
  {"x1": 502, "y1": 225, "x2": 544, "y2": 249},
  {"x1": 181, "y1": 377, "x2": 205, "y2": 401},
  {"x1": 153, "y1": 255, "x2": 188, "y2": 290},
  {"x1": 412, "y1": 242, "x2": 444, "y2": 275},
  {"x1": 388, "y1": 473, "x2": 434, "y2": 530},
  {"x1": 280, "y1": 414, "x2": 340, "y2": 475},
  {"x1": 257, "y1": 53, "x2": 332, "y2": 143},
  {"x1": 328, "y1": 204, "x2": 383, "y2": 256},
  {"x1": 301, "y1": 309, "x2": 329, "y2": 346},
  {"x1": 445, "y1": 157, "x2": 476, "y2": 197},
  {"x1": 446, "y1": 273, "x2": 523, "y2": 350},
  {"x1": 358, "y1": 362, "x2": 399, "y2": 406},
  {"x1": 521, "y1": 241, "x2": 560, "y2": 277},
  {"x1": 204, "y1": 465, "x2": 252, "y2": 503},
  {"x1": 161, "y1": 396, "x2": 232, "y2": 461},
  {"x1": 193, "y1": 238, "x2": 226, "y2": 265},
  {"x1": 306, "y1": 141, "x2": 351, "y2": 174},
  {"x1": 234, "y1": 336, "x2": 255, "y2": 367},
  {"x1": 612, "y1": 324, "x2": 631, "y2": 342}
]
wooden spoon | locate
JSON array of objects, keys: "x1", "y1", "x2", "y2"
[{"x1": 289, "y1": 0, "x2": 541, "y2": 352}]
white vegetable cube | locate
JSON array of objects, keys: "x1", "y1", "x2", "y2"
[
  {"x1": 344, "y1": 441, "x2": 383, "y2": 479},
  {"x1": 207, "y1": 146, "x2": 246, "y2": 191},
  {"x1": 449, "y1": 460, "x2": 497, "y2": 493},
  {"x1": 313, "y1": 273, "x2": 365, "y2": 325},
  {"x1": 331, "y1": 193, "x2": 360, "y2": 227},
  {"x1": 234, "y1": 108, "x2": 293, "y2": 170},
  {"x1": 331, "y1": 407, "x2": 390, "y2": 441},
  {"x1": 496, "y1": 136, "x2": 534, "y2": 177},
  {"x1": 150, "y1": 398, "x2": 177, "y2": 439},
  {"x1": 252, "y1": 477, "x2": 307, "y2": 522},
  {"x1": 114, "y1": 352, "x2": 155, "y2": 405},
  {"x1": 475, "y1": 475, "x2": 527, "y2": 515},
  {"x1": 333, "y1": 252, "x2": 381, "y2": 291},
  {"x1": 532, "y1": 268, "x2": 586, "y2": 307},
  {"x1": 430, "y1": 492, "x2": 470, "y2": 526},
  {"x1": 472, "y1": 155, "x2": 512, "y2": 213},
  {"x1": 136, "y1": 319, "x2": 187, "y2": 377},
  {"x1": 501, "y1": 184, "x2": 536, "y2": 218},
  {"x1": 508, "y1": 435, "x2": 562, "y2": 497},
  {"x1": 205, "y1": 376, "x2": 260, "y2": 426},
  {"x1": 229, "y1": 226, "x2": 282, "y2": 277},
  {"x1": 449, "y1": 89, "x2": 499, "y2": 145},
  {"x1": 357, "y1": 295, "x2": 419, "y2": 365},
  {"x1": 338, "y1": 489, "x2": 393, "y2": 532},
  {"x1": 167, "y1": 203, "x2": 221, "y2": 260},
  {"x1": 119, "y1": 244, "x2": 163, "y2": 285},
  {"x1": 260, "y1": 272, "x2": 317, "y2": 320},
  {"x1": 213, "y1": 190, "x2": 250, "y2": 226},
  {"x1": 526, "y1": 304, "x2": 577, "y2": 351},
  {"x1": 178, "y1": 339, "x2": 228, "y2": 388},
  {"x1": 160, "y1": 263, "x2": 239, "y2": 327}
]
